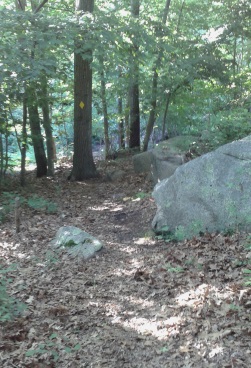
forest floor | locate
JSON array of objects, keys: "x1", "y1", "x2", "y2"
[{"x1": 0, "y1": 154, "x2": 251, "y2": 368}]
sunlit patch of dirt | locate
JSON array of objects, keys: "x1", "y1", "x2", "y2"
[{"x1": 0, "y1": 156, "x2": 251, "y2": 367}]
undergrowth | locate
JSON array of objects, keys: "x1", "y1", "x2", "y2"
[
  {"x1": 0, "y1": 192, "x2": 58, "y2": 223},
  {"x1": 0, "y1": 264, "x2": 26, "y2": 322}
]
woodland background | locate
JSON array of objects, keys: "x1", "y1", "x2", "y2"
[
  {"x1": 0, "y1": 0, "x2": 251, "y2": 182},
  {"x1": 1, "y1": 2, "x2": 251, "y2": 367}
]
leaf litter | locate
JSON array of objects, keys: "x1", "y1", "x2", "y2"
[{"x1": 0, "y1": 155, "x2": 251, "y2": 368}]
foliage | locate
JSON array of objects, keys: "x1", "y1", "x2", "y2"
[
  {"x1": 64, "y1": 240, "x2": 77, "y2": 247},
  {"x1": 164, "y1": 263, "x2": 184, "y2": 273},
  {"x1": 0, "y1": 192, "x2": 57, "y2": 223},
  {"x1": 0, "y1": 264, "x2": 26, "y2": 322},
  {"x1": 27, "y1": 195, "x2": 58, "y2": 213},
  {"x1": 0, "y1": 192, "x2": 25, "y2": 223},
  {"x1": 134, "y1": 191, "x2": 150, "y2": 199},
  {"x1": 155, "y1": 225, "x2": 184, "y2": 242},
  {"x1": 25, "y1": 333, "x2": 81, "y2": 362},
  {"x1": 0, "y1": 0, "x2": 251, "y2": 172}
]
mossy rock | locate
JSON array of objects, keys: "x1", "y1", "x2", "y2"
[{"x1": 50, "y1": 226, "x2": 103, "y2": 260}]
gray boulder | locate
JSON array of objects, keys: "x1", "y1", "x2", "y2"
[
  {"x1": 50, "y1": 226, "x2": 103, "y2": 260},
  {"x1": 105, "y1": 169, "x2": 126, "y2": 182},
  {"x1": 133, "y1": 136, "x2": 196, "y2": 184},
  {"x1": 133, "y1": 151, "x2": 153, "y2": 174},
  {"x1": 152, "y1": 135, "x2": 251, "y2": 238}
]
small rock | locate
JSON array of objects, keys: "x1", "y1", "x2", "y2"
[{"x1": 50, "y1": 226, "x2": 103, "y2": 260}]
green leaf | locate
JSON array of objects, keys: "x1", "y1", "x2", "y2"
[
  {"x1": 51, "y1": 350, "x2": 59, "y2": 362},
  {"x1": 73, "y1": 343, "x2": 81, "y2": 351},
  {"x1": 64, "y1": 346, "x2": 72, "y2": 353},
  {"x1": 243, "y1": 269, "x2": 251, "y2": 274},
  {"x1": 49, "y1": 333, "x2": 58, "y2": 340},
  {"x1": 25, "y1": 349, "x2": 38, "y2": 357}
]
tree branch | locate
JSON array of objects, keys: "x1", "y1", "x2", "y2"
[
  {"x1": 17, "y1": 0, "x2": 24, "y2": 11},
  {"x1": 34, "y1": 0, "x2": 49, "y2": 13}
]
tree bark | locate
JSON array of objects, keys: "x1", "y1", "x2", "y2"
[
  {"x1": 118, "y1": 97, "x2": 125, "y2": 149},
  {"x1": 40, "y1": 75, "x2": 55, "y2": 177},
  {"x1": 162, "y1": 92, "x2": 171, "y2": 140},
  {"x1": 129, "y1": 0, "x2": 140, "y2": 150},
  {"x1": 70, "y1": 0, "x2": 97, "y2": 180},
  {"x1": 27, "y1": 86, "x2": 47, "y2": 178},
  {"x1": 16, "y1": 0, "x2": 48, "y2": 178},
  {"x1": 0, "y1": 133, "x2": 3, "y2": 180},
  {"x1": 20, "y1": 92, "x2": 27, "y2": 186},
  {"x1": 99, "y1": 55, "x2": 111, "y2": 159},
  {"x1": 142, "y1": 70, "x2": 158, "y2": 151},
  {"x1": 142, "y1": 0, "x2": 172, "y2": 151},
  {"x1": 125, "y1": 92, "x2": 130, "y2": 147}
]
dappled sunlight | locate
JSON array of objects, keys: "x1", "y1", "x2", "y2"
[
  {"x1": 87, "y1": 205, "x2": 111, "y2": 211},
  {"x1": 122, "y1": 295, "x2": 155, "y2": 308},
  {"x1": 1, "y1": 150, "x2": 250, "y2": 367},
  {"x1": 208, "y1": 345, "x2": 224, "y2": 359},
  {"x1": 194, "y1": 341, "x2": 224, "y2": 359},
  {"x1": 87, "y1": 202, "x2": 124, "y2": 212},
  {"x1": 109, "y1": 206, "x2": 125, "y2": 212},
  {"x1": 106, "y1": 243, "x2": 140, "y2": 254},
  {"x1": 134, "y1": 237, "x2": 155, "y2": 245},
  {"x1": 121, "y1": 316, "x2": 182, "y2": 340},
  {"x1": 102, "y1": 295, "x2": 184, "y2": 341},
  {"x1": 0, "y1": 239, "x2": 27, "y2": 260},
  {"x1": 75, "y1": 181, "x2": 90, "y2": 187},
  {"x1": 176, "y1": 283, "x2": 235, "y2": 309},
  {"x1": 111, "y1": 266, "x2": 133, "y2": 277}
]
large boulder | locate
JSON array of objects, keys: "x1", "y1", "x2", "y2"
[
  {"x1": 152, "y1": 135, "x2": 251, "y2": 238},
  {"x1": 133, "y1": 136, "x2": 197, "y2": 184}
]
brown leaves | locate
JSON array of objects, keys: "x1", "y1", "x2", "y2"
[{"x1": 0, "y1": 161, "x2": 251, "y2": 367}]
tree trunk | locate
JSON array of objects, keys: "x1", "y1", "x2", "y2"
[
  {"x1": 142, "y1": 69, "x2": 158, "y2": 151},
  {"x1": 99, "y1": 55, "x2": 111, "y2": 159},
  {"x1": 129, "y1": 0, "x2": 140, "y2": 150},
  {"x1": 142, "y1": 0, "x2": 172, "y2": 152},
  {"x1": 40, "y1": 75, "x2": 54, "y2": 176},
  {"x1": 20, "y1": 92, "x2": 27, "y2": 186},
  {"x1": 125, "y1": 92, "x2": 130, "y2": 147},
  {"x1": 118, "y1": 97, "x2": 125, "y2": 149},
  {"x1": 70, "y1": 0, "x2": 97, "y2": 180},
  {"x1": 0, "y1": 133, "x2": 3, "y2": 180},
  {"x1": 161, "y1": 91, "x2": 171, "y2": 140},
  {"x1": 27, "y1": 86, "x2": 47, "y2": 178}
]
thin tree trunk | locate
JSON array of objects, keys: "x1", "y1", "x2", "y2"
[
  {"x1": 99, "y1": 56, "x2": 111, "y2": 159},
  {"x1": 129, "y1": 0, "x2": 140, "y2": 149},
  {"x1": 142, "y1": 0, "x2": 172, "y2": 151},
  {"x1": 125, "y1": 92, "x2": 130, "y2": 147},
  {"x1": 118, "y1": 97, "x2": 125, "y2": 149},
  {"x1": 161, "y1": 92, "x2": 171, "y2": 140},
  {"x1": 0, "y1": 133, "x2": 3, "y2": 180},
  {"x1": 40, "y1": 75, "x2": 54, "y2": 176},
  {"x1": 20, "y1": 92, "x2": 27, "y2": 186},
  {"x1": 142, "y1": 70, "x2": 158, "y2": 151},
  {"x1": 16, "y1": 0, "x2": 49, "y2": 179},
  {"x1": 27, "y1": 86, "x2": 47, "y2": 177},
  {"x1": 4, "y1": 127, "x2": 9, "y2": 176},
  {"x1": 129, "y1": 81, "x2": 140, "y2": 149}
]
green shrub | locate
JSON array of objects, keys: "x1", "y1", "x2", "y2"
[
  {"x1": 27, "y1": 195, "x2": 58, "y2": 214},
  {"x1": 216, "y1": 109, "x2": 251, "y2": 142},
  {"x1": 0, "y1": 192, "x2": 58, "y2": 224},
  {"x1": 0, "y1": 192, "x2": 24, "y2": 223},
  {"x1": 25, "y1": 333, "x2": 81, "y2": 362},
  {"x1": 0, "y1": 264, "x2": 26, "y2": 322}
]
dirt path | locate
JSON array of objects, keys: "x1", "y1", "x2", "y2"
[{"x1": 0, "y1": 157, "x2": 251, "y2": 367}]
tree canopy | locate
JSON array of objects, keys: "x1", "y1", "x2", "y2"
[{"x1": 0, "y1": 0, "x2": 251, "y2": 179}]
